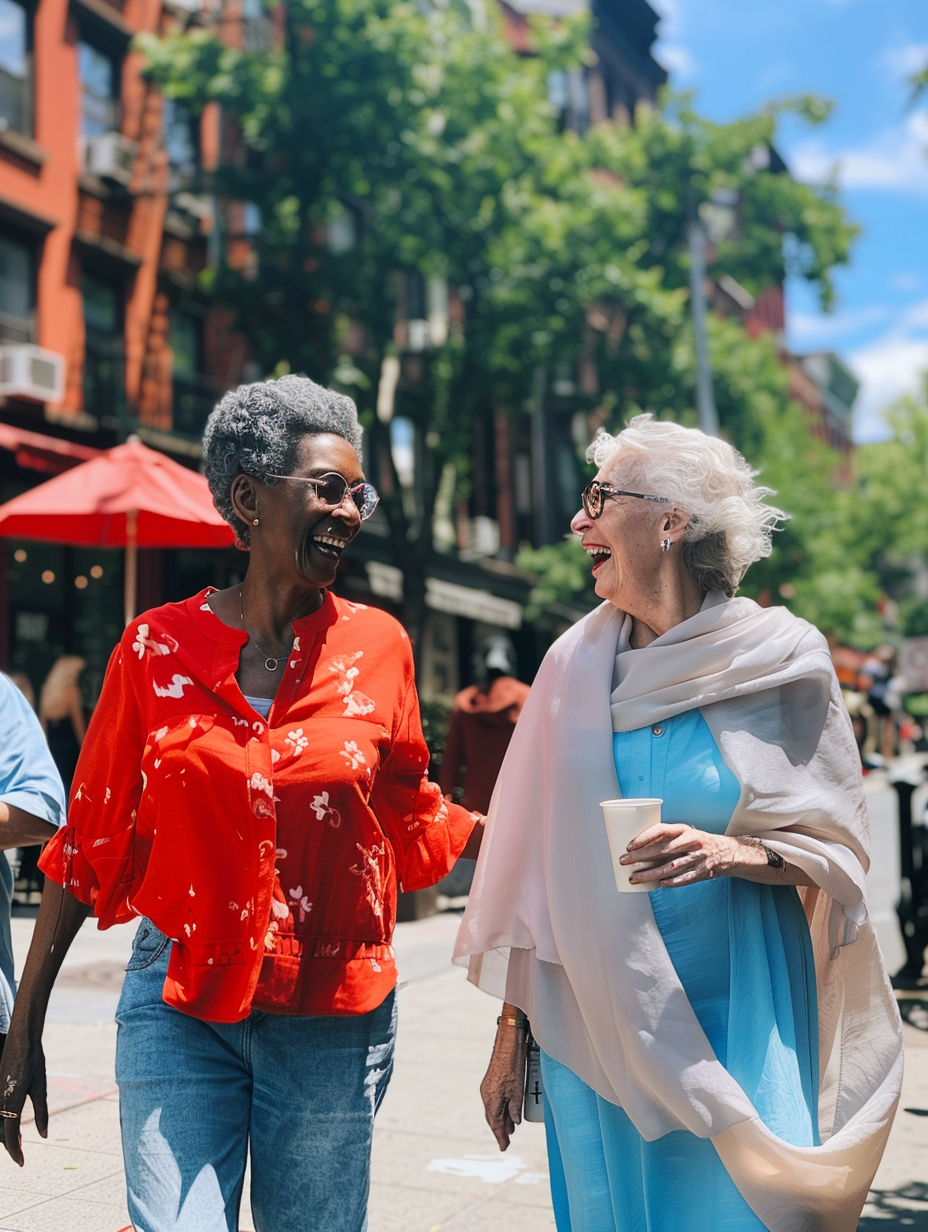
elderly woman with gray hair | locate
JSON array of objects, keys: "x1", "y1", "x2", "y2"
[
  {"x1": 455, "y1": 414, "x2": 902, "y2": 1232},
  {"x1": 1, "y1": 376, "x2": 484, "y2": 1232}
]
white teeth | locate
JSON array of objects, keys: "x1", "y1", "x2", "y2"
[
  {"x1": 584, "y1": 546, "x2": 611, "y2": 559},
  {"x1": 313, "y1": 534, "x2": 347, "y2": 549}
]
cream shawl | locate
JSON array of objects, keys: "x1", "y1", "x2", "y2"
[{"x1": 453, "y1": 593, "x2": 903, "y2": 1232}]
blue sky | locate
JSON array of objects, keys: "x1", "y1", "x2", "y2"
[{"x1": 649, "y1": 0, "x2": 928, "y2": 442}]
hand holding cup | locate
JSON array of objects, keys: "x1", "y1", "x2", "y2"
[{"x1": 600, "y1": 798, "x2": 663, "y2": 893}]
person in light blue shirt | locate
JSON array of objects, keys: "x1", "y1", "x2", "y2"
[{"x1": 0, "y1": 673, "x2": 66, "y2": 1037}]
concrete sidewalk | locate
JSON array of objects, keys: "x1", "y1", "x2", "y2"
[{"x1": 0, "y1": 911, "x2": 923, "y2": 1231}]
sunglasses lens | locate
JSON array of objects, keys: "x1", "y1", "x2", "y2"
[
  {"x1": 353, "y1": 484, "x2": 379, "y2": 520},
  {"x1": 317, "y1": 474, "x2": 349, "y2": 506},
  {"x1": 583, "y1": 483, "x2": 601, "y2": 519}
]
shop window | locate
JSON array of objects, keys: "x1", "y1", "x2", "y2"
[
  {"x1": 169, "y1": 309, "x2": 214, "y2": 437},
  {"x1": 0, "y1": 234, "x2": 36, "y2": 343},
  {"x1": 79, "y1": 41, "x2": 119, "y2": 137},
  {"x1": 0, "y1": 0, "x2": 32, "y2": 136},
  {"x1": 82, "y1": 272, "x2": 125, "y2": 422}
]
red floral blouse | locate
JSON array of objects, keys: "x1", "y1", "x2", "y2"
[{"x1": 40, "y1": 589, "x2": 478, "y2": 1023}]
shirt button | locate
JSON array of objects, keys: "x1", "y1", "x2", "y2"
[{"x1": 651, "y1": 725, "x2": 664, "y2": 737}]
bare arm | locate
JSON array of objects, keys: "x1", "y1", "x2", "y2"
[
  {"x1": 480, "y1": 1001, "x2": 528, "y2": 1151},
  {"x1": 1, "y1": 880, "x2": 93, "y2": 1165},
  {"x1": 0, "y1": 804, "x2": 57, "y2": 851},
  {"x1": 69, "y1": 688, "x2": 86, "y2": 747},
  {"x1": 460, "y1": 813, "x2": 486, "y2": 861},
  {"x1": 622, "y1": 824, "x2": 817, "y2": 889}
]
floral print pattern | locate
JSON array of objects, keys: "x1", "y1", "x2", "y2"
[{"x1": 39, "y1": 588, "x2": 478, "y2": 1022}]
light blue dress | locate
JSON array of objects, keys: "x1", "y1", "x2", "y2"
[{"x1": 540, "y1": 710, "x2": 819, "y2": 1232}]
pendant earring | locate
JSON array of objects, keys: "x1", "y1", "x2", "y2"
[
  {"x1": 252, "y1": 518, "x2": 260, "y2": 526},
  {"x1": 660, "y1": 538, "x2": 671, "y2": 552}
]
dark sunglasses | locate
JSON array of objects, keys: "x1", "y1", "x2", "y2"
[
  {"x1": 264, "y1": 472, "x2": 380, "y2": 521},
  {"x1": 581, "y1": 480, "x2": 667, "y2": 520}
]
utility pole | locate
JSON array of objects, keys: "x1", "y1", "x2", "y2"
[{"x1": 687, "y1": 211, "x2": 720, "y2": 438}]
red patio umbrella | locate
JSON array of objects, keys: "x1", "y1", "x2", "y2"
[{"x1": 0, "y1": 437, "x2": 235, "y2": 623}]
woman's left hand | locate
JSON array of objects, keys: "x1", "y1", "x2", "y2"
[{"x1": 619, "y1": 823, "x2": 743, "y2": 888}]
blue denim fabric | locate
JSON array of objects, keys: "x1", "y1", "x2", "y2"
[{"x1": 116, "y1": 919, "x2": 397, "y2": 1232}]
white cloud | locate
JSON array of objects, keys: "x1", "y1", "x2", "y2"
[
  {"x1": 657, "y1": 43, "x2": 697, "y2": 79},
  {"x1": 848, "y1": 336, "x2": 928, "y2": 442},
  {"x1": 649, "y1": 0, "x2": 681, "y2": 39},
  {"x1": 889, "y1": 271, "x2": 922, "y2": 294},
  {"x1": 790, "y1": 305, "x2": 890, "y2": 347},
  {"x1": 789, "y1": 110, "x2": 928, "y2": 198},
  {"x1": 792, "y1": 299, "x2": 928, "y2": 441},
  {"x1": 881, "y1": 42, "x2": 928, "y2": 82},
  {"x1": 839, "y1": 298, "x2": 928, "y2": 441}
]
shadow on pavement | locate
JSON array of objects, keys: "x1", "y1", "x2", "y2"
[{"x1": 861, "y1": 1182, "x2": 928, "y2": 1229}]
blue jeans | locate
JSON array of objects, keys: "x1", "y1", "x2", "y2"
[{"x1": 115, "y1": 920, "x2": 397, "y2": 1232}]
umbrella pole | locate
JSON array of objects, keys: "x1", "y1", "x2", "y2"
[{"x1": 124, "y1": 509, "x2": 138, "y2": 626}]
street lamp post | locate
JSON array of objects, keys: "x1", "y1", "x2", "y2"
[{"x1": 687, "y1": 214, "x2": 720, "y2": 439}]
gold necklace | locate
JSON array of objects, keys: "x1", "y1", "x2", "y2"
[{"x1": 239, "y1": 587, "x2": 293, "y2": 672}]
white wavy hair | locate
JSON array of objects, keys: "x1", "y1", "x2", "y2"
[{"x1": 588, "y1": 414, "x2": 787, "y2": 596}]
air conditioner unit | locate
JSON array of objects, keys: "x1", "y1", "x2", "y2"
[
  {"x1": 0, "y1": 344, "x2": 66, "y2": 403},
  {"x1": 406, "y1": 319, "x2": 431, "y2": 352},
  {"x1": 84, "y1": 132, "x2": 138, "y2": 186},
  {"x1": 460, "y1": 516, "x2": 501, "y2": 561},
  {"x1": 172, "y1": 191, "x2": 213, "y2": 221}
]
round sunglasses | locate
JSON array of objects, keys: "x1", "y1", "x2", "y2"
[
  {"x1": 581, "y1": 480, "x2": 668, "y2": 519},
  {"x1": 264, "y1": 472, "x2": 380, "y2": 521}
]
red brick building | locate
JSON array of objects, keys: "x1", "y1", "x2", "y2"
[{"x1": 0, "y1": 0, "x2": 252, "y2": 694}]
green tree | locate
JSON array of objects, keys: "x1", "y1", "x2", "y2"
[
  {"x1": 142, "y1": 0, "x2": 672, "y2": 648},
  {"x1": 141, "y1": 2, "x2": 862, "y2": 648},
  {"x1": 848, "y1": 380, "x2": 928, "y2": 635}
]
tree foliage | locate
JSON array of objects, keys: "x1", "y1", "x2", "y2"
[{"x1": 141, "y1": 0, "x2": 864, "y2": 647}]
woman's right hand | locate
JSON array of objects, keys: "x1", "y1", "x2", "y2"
[
  {"x1": 0, "y1": 1027, "x2": 48, "y2": 1166},
  {"x1": 480, "y1": 1014, "x2": 527, "y2": 1152}
]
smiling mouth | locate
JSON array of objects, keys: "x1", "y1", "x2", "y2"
[
  {"x1": 584, "y1": 545, "x2": 612, "y2": 572},
  {"x1": 309, "y1": 533, "x2": 350, "y2": 560}
]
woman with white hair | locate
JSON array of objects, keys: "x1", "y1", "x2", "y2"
[
  {"x1": 456, "y1": 414, "x2": 902, "y2": 1232},
  {"x1": 1, "y1": 376, "x2": 484, "y2": 1232}
]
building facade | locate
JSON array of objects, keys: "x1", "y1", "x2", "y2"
[{"x1": 0, "y1": 0, "x2": 253, "y2": 697}]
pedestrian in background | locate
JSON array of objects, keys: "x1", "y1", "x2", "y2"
[
  {"x1": 456, "y1": 414, "x2": 902, "y2": 1232},
  {"x1": 0, "y1": 673, "x2": 65, "y2": 1050},
  {"x1": 12, "y1": 656, "x2": 88, "y2": 906},
  {"x1": 38, "y1": 655, "x2": 86, "y2": 791},
  {"x1": 0, "y1": 376, "x2": 484, "y2": 1232},
  {"x1": 437, "y1": 637, "x2": 529, "y2": 897}
]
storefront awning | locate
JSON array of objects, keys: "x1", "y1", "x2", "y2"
[{"x1": 0, "y1": 423, "x2": 101, "y2": 474}]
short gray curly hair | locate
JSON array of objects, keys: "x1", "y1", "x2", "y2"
[
  {"x1": 588, "y1": 414, "x2": 787, "y2": 596},
  {"x1": 203, "y1": 375, "x2": 363, "y2": 547}
]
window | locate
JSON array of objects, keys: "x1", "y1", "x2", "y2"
[
  {"x1": 82, "y1": 273, "x2": 124, "y2": 421},
  {"x1": 79, "y1": 41, "x2": 119, "y2": 137},
  {"x1": 241, "y1": 0, "x2": 272, "y2": 52},
  {"x1": 163, "y1": 97, "x2": 198, "y2": 190},
  {"x1": 547, "y1": 68, "x2": 589, "y2": 135},
  {"x1": 169, "y1": 309, "x2": 214, "y2": 437},
  {"x1": 0, "y1": 235, "x2": 35, "y2": 342},
  {"x1": 0, "y1": 0, "x2": 32, "y2": 135}
]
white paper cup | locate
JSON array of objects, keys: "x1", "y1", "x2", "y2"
[{"x1": 600, "y1": 798, "x2": 663, "y2": 893}]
